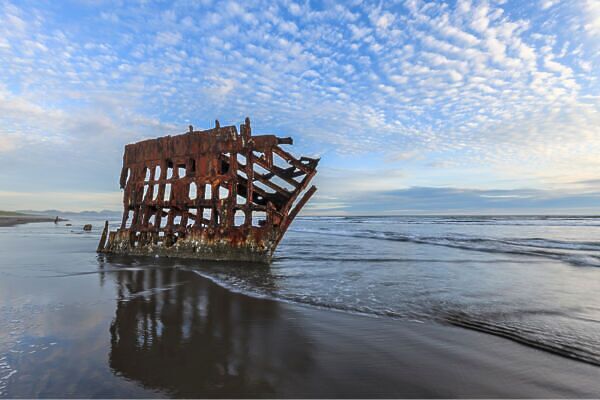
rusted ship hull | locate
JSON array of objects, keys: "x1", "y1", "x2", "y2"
[{"x1": 97, "y1": 118, "x2": 318, "y2": 263}]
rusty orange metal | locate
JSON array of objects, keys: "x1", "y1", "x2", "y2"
[{"x1": 97, "y1": 118, "x2": 319, "y2": 262}]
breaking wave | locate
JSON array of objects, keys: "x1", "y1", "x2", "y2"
[
  {"x1": 305, "y1": 215, "x2": 600, "y2": 227},
  {"x1": 444, "y1": 312, "x2": 600, "y2": 367},
  {"x1": 290, "y1": 227, "x2": 600, "y2": 267}
]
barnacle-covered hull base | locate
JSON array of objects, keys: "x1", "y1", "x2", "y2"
[{"x1": 97, "y1": 118, "x2": 319, "y2": 263}]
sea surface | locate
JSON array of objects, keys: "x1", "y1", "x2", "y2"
[
  {"x1": 1, "y1": 215, "x2": 600, "y2": 396},
  {"x1": 206, "y1": 215, "x2": 600, "y2": 365}
]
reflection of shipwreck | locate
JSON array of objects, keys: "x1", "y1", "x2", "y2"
[
  {"x1": 97, "y1": 118, "x2": 319, "y2": 262},
  {"x1": 106, "y1": 262, "x2": 314, "y2": 396}
]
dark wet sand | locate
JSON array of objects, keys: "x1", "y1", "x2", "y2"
[
  {"x1": 101, "y1": 263, "x2": 599, "y2": 398},
  {"x1": 285, "y1": 306, "x2": 599, "y2": 398},
  {"x1": 0, "y1": 215, "x2": 57, "y2": 227},
  {"x1": 1, "y1": 237, "x2": 599, "y2": 398}
]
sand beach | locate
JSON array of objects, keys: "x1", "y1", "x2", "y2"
[
  {"x1": 0, "y1": 212, "x2": 58, "y2": 227},
  {"x1": 1, "y1": 219, "x2": 599, "y2": 398}
]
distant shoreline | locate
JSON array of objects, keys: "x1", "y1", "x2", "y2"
[{"x1": 0, "y1": 215, "x2": 63, "y2": 227}]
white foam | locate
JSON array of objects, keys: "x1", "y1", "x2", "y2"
[{"x1": 1, "y1": 370, "x2": 17, "y2": 380}]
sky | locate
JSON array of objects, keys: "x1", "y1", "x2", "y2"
[{"x1": 0, "y1": 0, "x2": 599, "y2": 215}]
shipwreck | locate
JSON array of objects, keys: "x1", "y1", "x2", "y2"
[{"x1": 97, "y1": 118, "x2": 319, "y2": 263}]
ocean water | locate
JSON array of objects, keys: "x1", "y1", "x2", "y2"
[
  {"x1": 1, "y1": 215, "x2": 600, "y2": 396},
  {"x1": 198, "y1": 215, "x2": 600, "y2": 365}
]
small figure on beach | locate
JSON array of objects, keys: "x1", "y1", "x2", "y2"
[
  {"x1": 83, "y1": 224, "x2": 92, "y2": 231},
  {"x1": 54, "y1": 216, "x2": 59, "y2": 224}
]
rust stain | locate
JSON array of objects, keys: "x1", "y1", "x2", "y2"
[{"x1": 97, "y1": 118, "x2": 319, "y2": 263}]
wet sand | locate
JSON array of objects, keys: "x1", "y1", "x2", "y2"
[
  {"x1": 0, "y1": 215, "x2": 57, "y2": 227},
  {"x1": 1, "y1": 232, "x2": 599, "y2": 398},
  {"x1": 283, "y1": 306, "x2": 599, "y2": 398},
  {"x1": 104, "y1": 261, "x2": 600, "y2": 398}
]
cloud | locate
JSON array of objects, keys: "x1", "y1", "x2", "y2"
[
  {"x1": 0, "y1": 134, "x2": 18, "y2": 152},
  {"x1": 540, "y1": 0, "x2": 560, "y2": 10},
  {"x1": 307, "y1": 186, "x2": 600, "y2": 215},
  {"x1": 288, "y1": 3, "x2": 302, "y2": 16},
  {"x1": 155, "y1": 31, "x2": 182, "y2": 47},
  {"x1": 374, "y1": 12, "x2": 395, "y2": 29},
  {"x1": 439, "y1": 24, "x2": 479, "y2": 46},
  {"x1": 0, "y1": 0, "x2": 598, "y2": 212},
  {"x1": 581, "y1": 0, "x2": 600, "y2": 36},
  {"x1": 0, "y1": 190, "x2": 122, "y2": 212},
  {"x1": 470, "y1": 3, "x2": 491, "y2": 32}
]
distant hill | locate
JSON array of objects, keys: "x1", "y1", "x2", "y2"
[
  {"x1": 16, "y1": 209, "x2": 122, "y2": 218},
  {"x1": 0, "y1": 210, "x2": 28, "y2": 217}
]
